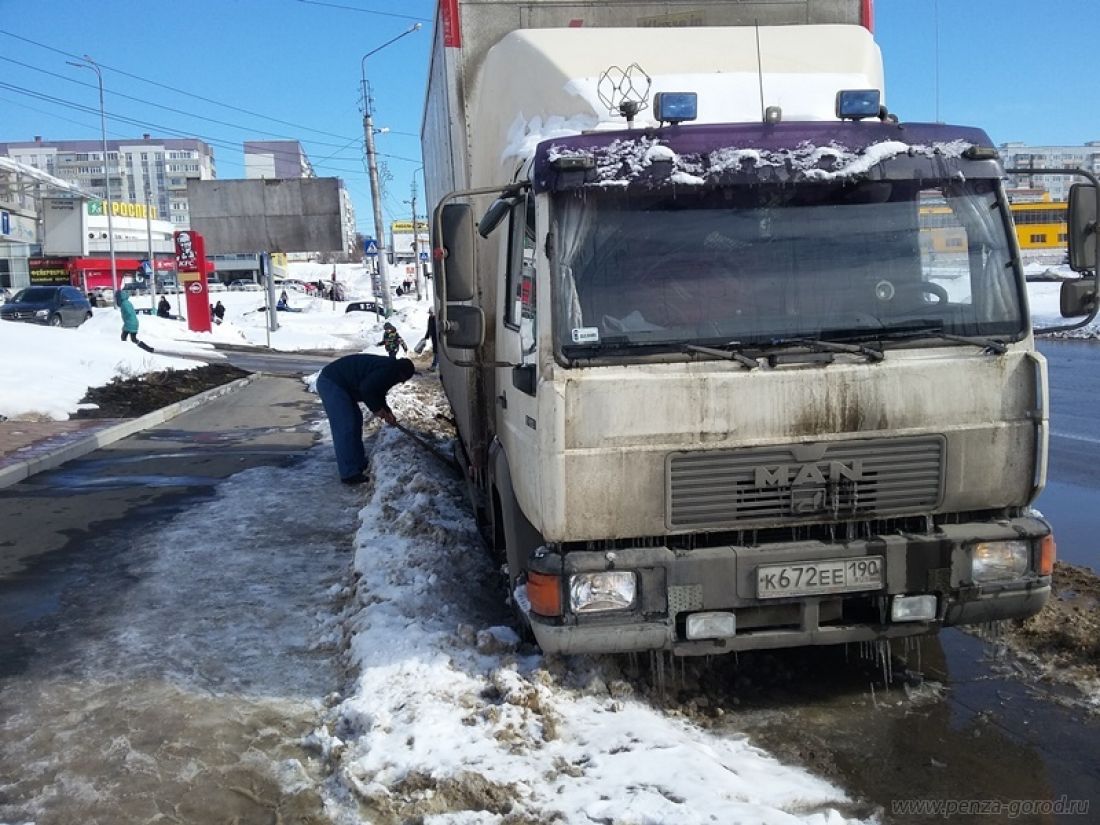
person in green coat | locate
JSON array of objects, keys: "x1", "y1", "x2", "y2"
[{"x1": 117, "y1": 290, "x2": 154, "y2": 352}]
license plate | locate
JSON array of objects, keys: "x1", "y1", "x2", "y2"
[{"x1": 756, "y1": 556, "x2": 884, "y2": 599}]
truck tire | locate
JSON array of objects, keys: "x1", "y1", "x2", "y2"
[
  {"x1": 489, "y1": 441, "x2": 544, "y2": 644},
  {"x1": 488, "y1": 483, "x2": 535, "y2": 643},
  {"x1": 48, "y1": 313, "x2": 62, "y2": 327}
]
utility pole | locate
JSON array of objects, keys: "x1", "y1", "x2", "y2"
[
  {"x1": 360, "y1": 23, "x2": 421, "y2": 317},
  {"x1": 144, "y1": 179, "x2": 156, "y2": 312},
  {"x1": 363, "y1": 97, "x2": 392, "y2": 315},
  {"x1": 410, "y1": 178, "x2": 422, "y2": 301},
  {"x1": 67, "y1": 55, "x2": 117, "y2": 294}
]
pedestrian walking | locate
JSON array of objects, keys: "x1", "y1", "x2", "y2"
[
  {"x1": 117, "y1": 290, "x2": 154, "y2": 352},
  {"x1": 157, "y1": 296, "x2": 172, "y2": 318},
  {"x1": 419, "y1": 308, "x2": 439, "y2": 370},
  {"x1": 377, "y1": 322, "x2": 408, "y2": 359},
  {"x1": 315, "y1": 354, "x2": 416, "y2": 484},
  {"x1": 213, "y1": 300, "x2": 226, "y2": 323}
]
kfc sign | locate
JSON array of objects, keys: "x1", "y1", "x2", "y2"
[
  {"x1": 175, "y1": 230, "x2": 202, "y2": 272},
  {"x1": 173, "y1": 230, "x2": 212, "y2": 333}
]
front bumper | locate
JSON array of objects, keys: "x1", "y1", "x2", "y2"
[
  {"x1": 526, "y1": 516, "x2": 1051, "y2": 656},
  {"x1": 1, "y1": 313, "x2": 50, "y2": 324}
]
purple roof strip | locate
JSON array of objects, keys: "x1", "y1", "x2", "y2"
[{"x1": 532, "y1": 121, "x2": 997, "y2": 192}]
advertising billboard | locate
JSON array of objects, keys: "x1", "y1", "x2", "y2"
[
  {"x1": 187, "y1": 178, "x2": 346, "y2": 254},
  {"x1": 42, "y1": 198, "x2": 88, "y2": 256}
]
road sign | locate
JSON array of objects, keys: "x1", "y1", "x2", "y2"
[
  {"x1": 364, "y1": 238, "x2": 378, "y2": 257},
  {"x1": 419, "y1": 251, "x2": 429, "y2": 262}
]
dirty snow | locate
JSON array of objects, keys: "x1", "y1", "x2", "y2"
[
  {"x1": 315, "y1": 379, "x2": 867, "y2": 824},
  {"x1": 547, "y1": 135, "x2": 977, "y2": 188}
]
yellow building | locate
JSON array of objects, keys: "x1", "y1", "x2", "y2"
[
  {"x1": 918, "y1": 196, "x2": 1067, "y2": 253},
  {"x1": 1008, "y1": 200, "x2": 1067, "y2": 250}
]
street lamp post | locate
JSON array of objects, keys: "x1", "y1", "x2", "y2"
[
  {"x1": 67, "y1": 56, "x2": 118, "y2": 295},
  {"x1": 361, "y1": 22, "x2": 421, "y2": 316}
]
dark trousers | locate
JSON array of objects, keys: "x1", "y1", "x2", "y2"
[
  {"x1": 121, "y1": 330, "x2": 154, "y2": 352},
  {"x1": 316, "y1": 374, "x2": 366, "y2": 480}
]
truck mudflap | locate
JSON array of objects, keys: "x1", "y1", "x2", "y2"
[{"x1": 524, "y1": 516, "x2": 1052, "y2": 656}]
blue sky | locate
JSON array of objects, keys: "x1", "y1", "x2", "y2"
[{"x1": 1, "y1": 0, "x2": 1096, "y2": 237}]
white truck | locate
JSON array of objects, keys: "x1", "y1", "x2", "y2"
[{"x1": 422, "y1": 0, "x2": 1099, "y2": 655}]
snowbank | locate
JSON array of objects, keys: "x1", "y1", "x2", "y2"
[{"x1": 316, "y1": 379, "x2": 867, "y2": 824}]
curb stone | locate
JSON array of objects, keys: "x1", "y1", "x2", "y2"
[{"x1": 0, "y1": 373, "x2": 261, "y2": 491}]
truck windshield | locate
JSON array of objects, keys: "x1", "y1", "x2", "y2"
[{"x1": 552, "y1": 179, "x2": 1025, "y2": 356}]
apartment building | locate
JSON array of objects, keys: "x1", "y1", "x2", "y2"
[
  {"x1": 244, "y1": 140, "x2": 314, "y2": 180},
  {"x1": 999, "y1": 141, "x2": 1100, "y2": 201},
  {"x1": 0, "y1": 135, "x2": 216, "y2": 229}
]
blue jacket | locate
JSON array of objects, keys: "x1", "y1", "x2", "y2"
[
  {"x1": 118, "y1": 290, "x2": 139, "y2": 333},
  {"x1": 320, "y1": 354, "x2": 405, "y2": 413}
]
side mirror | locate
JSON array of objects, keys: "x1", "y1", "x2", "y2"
[
  {"x1": 1067, "y1": 183, "x2": 1097, "y2": 272},
  {"x1": 440, "y1": 203, "x2": 475, "y2": 302},
  {"x1": 443, "y1": 304, "x2": 485, "y2": 349},
  {"x1": 477, "y1": 196, "x2": 517, "y2": 238},
  {"x1": 1060, "y1": 276, "x2": 1098, "y2": 318}
]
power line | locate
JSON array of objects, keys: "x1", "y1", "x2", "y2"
[
  {"x1": 0, "y1": 28, "x2": 367, "y2": 143},
  {"x1": 0, "y1": 80, "x2": 373, "y2": 178},
  {"x1": 294, "y1": 0, "x2": 431, "y2": 23},
  {"x1": 0, "y1": 54, "x2": 364, "y2": 151}
]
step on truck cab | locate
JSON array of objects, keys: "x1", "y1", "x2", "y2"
[{"x1": 422, "y1": 0, "x2": 1100, "y2": 656}]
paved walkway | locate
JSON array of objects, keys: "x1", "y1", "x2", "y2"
[
  {"x1": 0, "y1": 419, "x2": 126, "y2": 471},
  {"x1": 0, "y1": 375, "x2": 258, "y2": 489}
]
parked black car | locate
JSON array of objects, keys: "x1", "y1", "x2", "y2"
[{"x1": 0, "y1": 286, "x2": 93, "y2": 328}]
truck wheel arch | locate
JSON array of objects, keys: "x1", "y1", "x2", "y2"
[{"x1": 488, "y1": 438, "x2": 544, "y2": 589}]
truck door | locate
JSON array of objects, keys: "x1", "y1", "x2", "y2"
[{"x1": 496, "y1": 194, "x2": 541, "y2": 512}]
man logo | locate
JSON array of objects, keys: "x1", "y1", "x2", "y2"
[{"x1": 754, "y1": 460, "x2": 865, "y2": 488}]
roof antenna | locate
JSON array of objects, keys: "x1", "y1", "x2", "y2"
[
  {"x1": 755, "y1": 21, "x2": 766, "y2": 123},
  {"x1": 597, "y1": 63, "x2": 652, "y2": 128}
]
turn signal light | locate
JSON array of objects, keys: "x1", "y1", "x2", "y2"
[
  {"x1": 527, "y1": 571, "x2": 562, "y2": 617},
  {"x1": 1039, "y1": 535, "x2": 1056, "y2": 577}
]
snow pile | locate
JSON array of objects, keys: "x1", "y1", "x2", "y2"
[
  {"x1": 318, "y1": 380, "x2": 866, "y2": 825},
  {"x1": 548, "y1": 137, "x2": 976, "y2": 188},
  {"x1": 0, "y1": 264, "x2": 435, "y2": 420},
  {"x1": 0, "y1": 316, "x2": 204, "y2": 421}
]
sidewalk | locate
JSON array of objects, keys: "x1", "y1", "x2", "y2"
[{"x1": 0, "y1": 374, "x2": 259, "y2": 489}]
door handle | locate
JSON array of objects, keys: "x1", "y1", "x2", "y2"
[{"x1": 497, "y1": 393, "x2": 507, "y2": 409}]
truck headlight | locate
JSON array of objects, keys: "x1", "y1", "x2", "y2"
[
  {"x1": 569, "y1": 571, "x2": 636, "y2": 613},
  {"x1": 35, "y1": 309, "x2": 49, "y2": 318},
  {"x1": 971, "y1": 540, "x2": 1029, "y2": 583}
]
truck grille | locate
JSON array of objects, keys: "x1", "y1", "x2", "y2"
[{"x1": 667, "y1": 436, "x2": 945, "y2": 530}]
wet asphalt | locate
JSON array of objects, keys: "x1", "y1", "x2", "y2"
[{"x1": 0, "y1": 370, "x2": 345, "y2": 824}]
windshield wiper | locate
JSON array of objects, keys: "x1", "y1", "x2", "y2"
[
  {"x1": 878, "y1": 326, "x2": 1008, "y2": 355},
  {"x1": 683, "y1": 343, "x2": 759, "y2": 369},
  {"x1": 766, "y1": 337, "x2": 885, "y2": 362},
  {"x1": 563, "y1": 335, "x2": 685, "y2": 360}
]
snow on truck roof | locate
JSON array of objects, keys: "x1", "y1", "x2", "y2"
[{"x1": 531, "y1": 122, "x2": 999, "y2": 191}]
